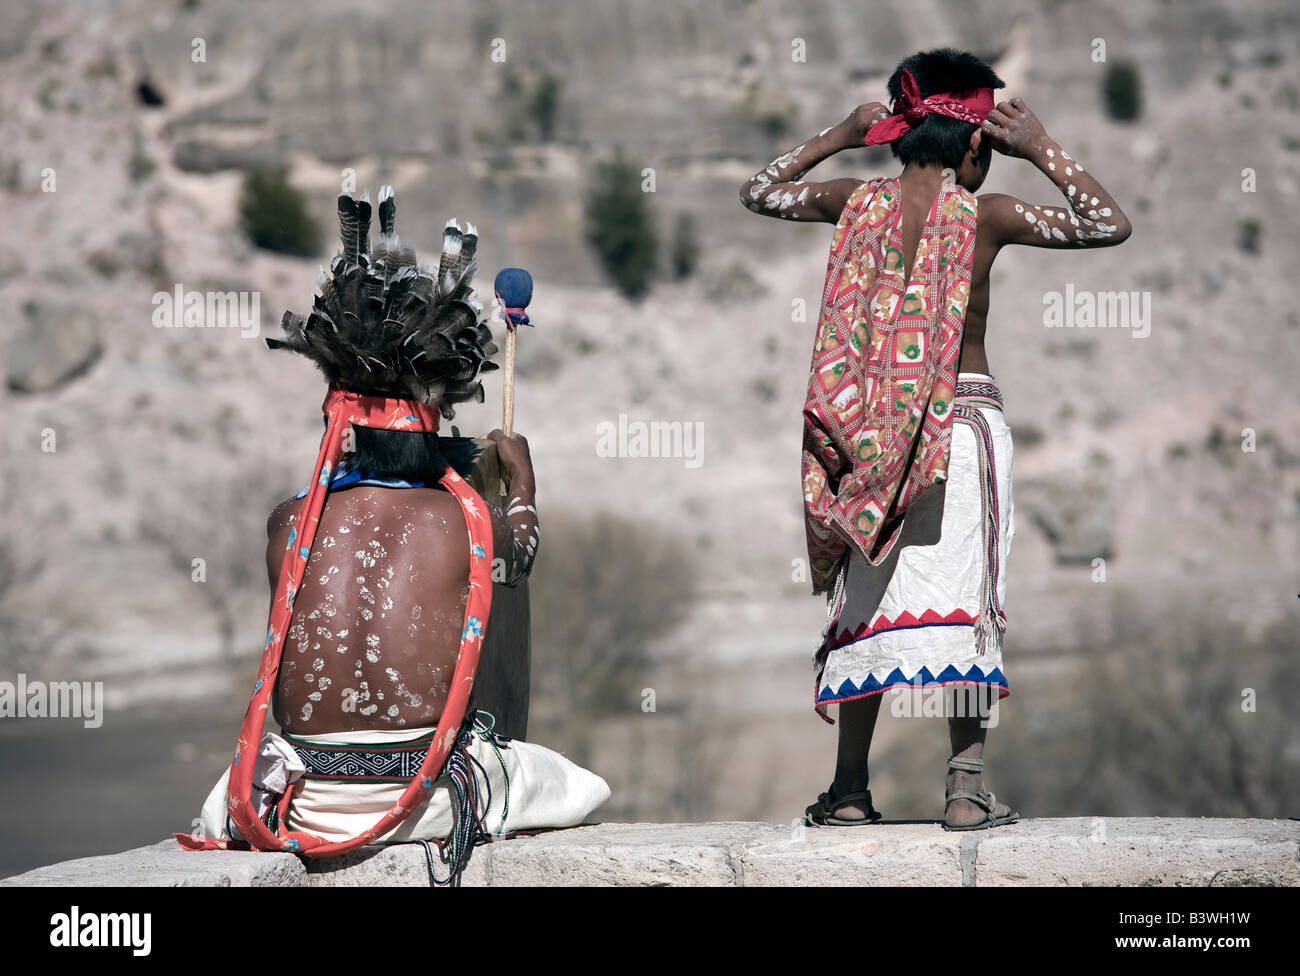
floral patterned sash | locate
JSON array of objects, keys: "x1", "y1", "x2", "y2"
[{"x1": 802, "y1": 177, "x2": 979, "y2": 595}]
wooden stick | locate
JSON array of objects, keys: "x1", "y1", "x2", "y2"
[{"x1": 502, "y1": 324, "x2": 517, "y2": 436}]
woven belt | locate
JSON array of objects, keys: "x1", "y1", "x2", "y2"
[
  {"x1": 954, "y1": 378, "x2": 1003, "y2": 412},
  {"x1": 282, "y1": 730, "x2": 440, "y2": 783},
  {"x1": 282, "y1": 711, "x2": 514, "y2": 784}
]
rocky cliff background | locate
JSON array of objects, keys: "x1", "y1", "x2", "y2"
[{"x1": 1, "y1": 0, "x2": 1298, "y2": 875}]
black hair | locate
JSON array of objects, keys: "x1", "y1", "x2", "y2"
[
  {"x1": 345, "y1": 426, "x2": 448, "y2": 485},
  {"x1": 887, "y1": 48, "x2": 1004, "y2": 170}
]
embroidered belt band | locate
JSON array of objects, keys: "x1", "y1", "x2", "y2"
[
  {"x1": 284, "y1": 731, "x2": 441, "y2": 784},
  {"x1": 953, "y1": 378, "x2": 1003, "y2": 411}
]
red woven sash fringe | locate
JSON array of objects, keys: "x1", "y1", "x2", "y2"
[{"x1": 175, "y1": 384, "x2": 494, "y2": 856}]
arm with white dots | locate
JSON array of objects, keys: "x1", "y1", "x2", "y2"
[
  {"x1": 981, "y1": 98, "x2": 1133, "y2": 248},
  {"x1": 739, "y1": 104, "x2": 890, "y2": 224},
  {"x1": 486, "y1": 489, "x2": 538, "y2": 587}
]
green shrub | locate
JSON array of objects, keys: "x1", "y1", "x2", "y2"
[
  {"x1": 1237, "y1": 218, "x2": 1261, "y2": 255},
  {"x1": 1102, "y1": 61, "x2": 1142, "y2": 122},
  {"x1": 495, "y1": 68, "x2": 563, "y2": 144},
  {"x1": 532, "y1": 74, "x2": 562, "y2": 141},
  {"x1": 583, "y1": 151, "x2": 658, "y2": 299},
  {"x1": 757, "y1": 109, "x2": 792, "y2": 138},
  {"x1": 669, "y1": 213, "x2": 700, "y2": 280},
  {"x1": 527, "y1": 509, "x2": 698, "y2": 768},
  {"x1": 529, "y1": 509, "x2": 696, "y2": 713},
  {"x1": 238, "y1": 166, "x2": 321, "y2": 257}
]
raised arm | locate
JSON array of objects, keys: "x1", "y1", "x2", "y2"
[
  {"x1": 977, "y1": 97, "x2": 1132, "y2": 249},
  {"x1": 739, "y1": 103, "x2": 891, "y2": 224},
  {"x1": 485, "y1": 429, "x2": 538, "y2": 587}
]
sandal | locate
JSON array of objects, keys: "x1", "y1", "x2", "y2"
[
  {"x1": 805, "y1": 786, "x2": 884, "y2": 826},
  {"x1": 942, "y1": 756, "x2": 1019, "y2": 831}
]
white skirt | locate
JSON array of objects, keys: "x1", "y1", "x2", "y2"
[{"x1": 815, "y1": 373, "x2": 1015, "y2": 711}]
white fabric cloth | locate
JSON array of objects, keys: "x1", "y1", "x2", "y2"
[
  {"x1": 816, "y1": 372, "x2": 1015, "y2": 705},
  {"x1": 196, "y1": 724, "x2": 610, "y2": 845},
  {"x1": 250, "y1": 733, "x2": 306, "y2": 822}
]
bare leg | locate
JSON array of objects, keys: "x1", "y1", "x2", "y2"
[
  {"x1": 945, "y1": 685, "x2": 1013, "y2": 827},
  {"x1": 828, "y1": 695, "x2": 883, "y2": 817}
]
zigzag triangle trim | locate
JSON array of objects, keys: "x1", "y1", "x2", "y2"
[
  {"x1": 817, "y1": 663, "x2": 1008, "y2": 704},
  {"x1": 830, "y1": 607, "x2": 975, "y2": 649}
]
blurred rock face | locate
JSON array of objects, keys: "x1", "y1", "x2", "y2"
[
  {"x1": 6, "y1": 302, "x2": 103, "y2": 395},
  {"x1": 0, "y1": 0, "x2": 1296, "y2": 700}
]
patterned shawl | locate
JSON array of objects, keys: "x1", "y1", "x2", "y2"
[{"x1": 802, "y1": 177, "x2": 979, "y2": 595}]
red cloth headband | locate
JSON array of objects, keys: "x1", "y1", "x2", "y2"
[{"x1": 864, "y1": 68, "x2": 995, "y2": 146}]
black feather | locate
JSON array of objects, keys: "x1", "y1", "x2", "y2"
[
  {"x1": 378, "y1": 184, "x2": 396, "y2": 236},
  {"x1": 271, "y1": 185, "x2": 498, "y2": 414},
  {"x1": 338, "y1": 195, "x2": 359, "y2": 267}
]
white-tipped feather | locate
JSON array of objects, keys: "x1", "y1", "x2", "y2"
[
  {"x1": 441, "y1": 220, "x2": 463, "y2": 258},
  {"x1": 268, "y1": 186, "x2": 498, "y2": 415}
]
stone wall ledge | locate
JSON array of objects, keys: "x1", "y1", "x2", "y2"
[{"x1": 5, "y1": 818, "x2": 1298, "y2": 887}]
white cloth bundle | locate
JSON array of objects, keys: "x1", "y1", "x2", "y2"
[{"x1": 195, "y1": 724, "x2": 610, "y2": 846}]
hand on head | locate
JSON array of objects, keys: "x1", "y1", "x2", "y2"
[
  {"x1": 842, "y1": 102, "x2": 892, "y2": 143},
  {"x1": 981, "y1": 97, "x2": 1047, "y2": 159}
]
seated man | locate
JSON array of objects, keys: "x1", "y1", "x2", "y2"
[{"x1": 183, "y1": 187, "x2": 608, "y2": 880}]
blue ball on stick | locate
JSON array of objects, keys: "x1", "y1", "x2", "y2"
[{"x1": 494, "y1": 268, "x2": 533, "y2": 327}]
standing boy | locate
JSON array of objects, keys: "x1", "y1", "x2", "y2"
[{"x1": 741, "y1": 49, "x2": 1131, "y2": 829}]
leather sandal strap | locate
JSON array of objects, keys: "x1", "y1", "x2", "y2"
[
  {"x1": 830, "y1": 789, "x2": 877, "y2": 814},
  {"x1": 945, "y1": 790, "x2": 995, "y2": 812},
  {"x1": 810, "y1": 787, "x2": 880, "y2": 821},
  {"x1": 947, "y1": 756, "x2": 985, "y2": 773}
]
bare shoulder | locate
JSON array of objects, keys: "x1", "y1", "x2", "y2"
[
  {"x1": 389, "y1": 484, "x2": 459, "y2": 509},
  {"x1": 975, "y1": 191, "x2": 1058, "y2": 251},
  {"x1": 975, "y1": 192, "x2": 1022, "y2": 223},
  {"x1": 267, "y1": 495, "x2": 300, "y2": 539},
  {"x1": 267, "y1": 485, "x2": 462, "y2": 543},
  {"x1": 346, "y1": 484, "x2": 462, "y2": 524}
]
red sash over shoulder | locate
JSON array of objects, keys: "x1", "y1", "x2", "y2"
[
  {"x1": 176, "y1": 384, "x2": 493, "y2": 857},
  {"x1": 802, "y1": 177, "x2": 979, "y2": 595}
]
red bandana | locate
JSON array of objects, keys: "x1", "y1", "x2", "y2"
[
  {"x1": 176, "y1": 384, "x2": 495, "y2": 857},
  {"x1": 864, "y1": 68, "x2": 994, "y2": 147}
]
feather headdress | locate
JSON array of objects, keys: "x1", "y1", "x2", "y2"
[{"x1": 266, "y1": 185, "x2": 498, "y2": 418}]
